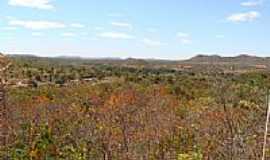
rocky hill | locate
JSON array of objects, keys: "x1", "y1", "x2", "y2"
[{"x1": 186, "y1": 54, "x2": 270, "y2": 65}]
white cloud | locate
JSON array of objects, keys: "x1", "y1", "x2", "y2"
[
  {"x1": 142, "y1": 38, "x2": 166, "y2": 47},
  {"x1": 8, "y1": 0, "x2": 54, "y2": 10},
  {"x1": 108, "y1": 13, "x2": 124, "y2": 17},
  {"x1": 147, "y1": 28, "x2": 158, "y2": 33},
  {"x1": 80, "y1": 32, "x2": 89, "y2": 36},
  {"x1": 61, "y1": 32, "x2": 76, "y2": 37},
  {"x1": 241, "y1": 1, "x2": 262, "y2": 7},
  {"x1": 227, "y1": 11, "x2": 260, "y2": 22},
  {"x1": 2, "y1": 26, "x2": 18, "y2": 30},
  {"x1": 180, "y1": 39, "x2": 192, "y2": 45},
  {"x1": 111, "y1": 22, "x2": 133, "y2": 29},
  {"x1": 95, "y1": 27, "x2": 104, "y2": 31},
  {"x1": 98, "y1": 32, "x2": 135, "y2": 40},
  {"x1": 32, "y1": 32, "x2": 43, "y2": 36},
  {"x1": 216, "y1": 35, "x2": 225, "y2": 38},
  {"x1": 9, "y1": 20, "x2": 66, "y2": 30},
  {"x1": 70, "y1": 23, "x2": 85, "y2": 28},
  {"x1": 177, "y1": 32, "x2": 190, "y2": 38},
  {"x1": 177, "y1": 32, "x2": 192, "y2": 45}
]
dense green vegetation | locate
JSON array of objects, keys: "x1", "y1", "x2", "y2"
[{"x1": 1, "y1": 55, "x2": 270, "y2": 159}]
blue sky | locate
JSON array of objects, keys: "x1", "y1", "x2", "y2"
[{"x1": 0, "y1": 0, "x2": 269, "y2": 59}]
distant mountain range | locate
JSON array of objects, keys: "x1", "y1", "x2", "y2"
[{"x1": 3, "y1": 53, "x2": 270, "y2": 66}]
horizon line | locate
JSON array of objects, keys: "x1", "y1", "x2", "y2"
[{"x1": 1, "y1": 51, "x2": 269, "y2": 61}]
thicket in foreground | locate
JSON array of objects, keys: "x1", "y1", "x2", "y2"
[{"x1": 1, "y1": 72, "x2": 270, "y2": 159}]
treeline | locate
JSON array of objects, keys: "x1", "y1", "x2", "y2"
[{"x1": 5, "y1": 56, "x2": 182, "y2": 86}]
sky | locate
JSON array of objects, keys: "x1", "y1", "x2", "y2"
[{"x1": 0, "y1": 0, "x2": 269, "y2": 59}]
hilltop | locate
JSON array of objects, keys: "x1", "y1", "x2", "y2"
[{"x1": 186, "y1": 54, "x2": 270, "y2": 65}]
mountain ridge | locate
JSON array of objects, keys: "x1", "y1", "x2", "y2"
[
  {"x1": 3, "y1": 53, "x2": 270, "y2": 65},
  {"x1": 186, "y1": 54, "x2": 270, "y2": 65}
]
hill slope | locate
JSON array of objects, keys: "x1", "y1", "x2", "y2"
[{"x1": 186, "y1": 54, "x2": 270, "y2": 65}]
